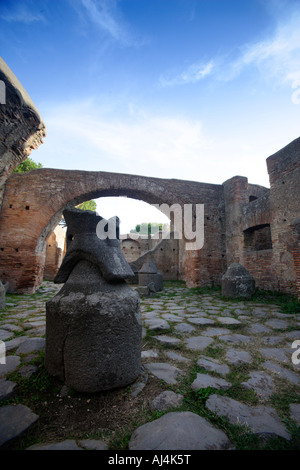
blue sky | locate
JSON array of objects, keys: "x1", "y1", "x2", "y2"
[{"x1": 1, "y1": 0, "x2": 300, "y2": 233}]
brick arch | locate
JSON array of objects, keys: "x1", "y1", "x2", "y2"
[{"x1": 0, "y1": 168, "x2": 225, "y2": 293}]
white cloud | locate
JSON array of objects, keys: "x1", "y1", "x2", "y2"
[
  {"x1": 229, "y1": 11, "x2": 300, "y2": 85},
  {"x1": 159, "y1": 60, "x2": 215, "y2": 87},
  {"x1": 38, "y1": 99, "x2": 210, "y2": 180},
  {"x1": 76, "y1": 0, "x2": 138, "y2": 46},
  {"x1": 159, "y1": 9, "x2": 300, "y2": 89}
]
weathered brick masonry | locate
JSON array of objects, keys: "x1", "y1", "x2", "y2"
[
  {"x1": 0, "y1": 57, "x2": 46, "y2": 206},
  {"x1": 0, "y1": 58, "x2": 299, "y2": 298},
  {"x1": 0, "y1": 169, "x2": 225, "y2": 293}
]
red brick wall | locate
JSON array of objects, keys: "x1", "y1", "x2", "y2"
[{"x1": 0, "y1": 169, "x2": 225, "y2": 292}]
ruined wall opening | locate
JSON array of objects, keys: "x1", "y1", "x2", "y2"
[
  {"x1": 43, "y1": 195, "x2": 175, "y2": 281},
  {"x1": 243, "y1": 224, "x2": 272, "y2": 252}
]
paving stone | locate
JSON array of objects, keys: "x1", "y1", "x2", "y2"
[
  {"x1": 265, "y1": 319, "x2": 289, "y2": 330},
  {"x1": 141, "y1": 349, "x2": 159, "y2": 358},
  {"x1": 241, "y1": 371, "x2": 275, "y2": 399},
  {"x1": 206, "y1": 394, "x2": 291, "y2": 440},
  {"x1": 225, "y1": 349, "x2": 252, "y2": 366},
  {"x1": 191, "y1": 373, "x2": 231, "y2": 391},
  {"x1": 247, "y1": 324, "x2": 272, "y2": 334},
  {"x1": 166, "y1": 351, "x2": 191, "y2": 363},
  {"x1": 251, "y1": 308, "x2": 268, "y2": 318},
  {"x1": 185, "y1": 336, "x2": 213, "y2": 351},
  {"x1": 186, "y1": 307, "x2": 206, "y2": 314},
  {"x1": 187, "y1": 317, "x2": 215, "y2": 325},
  {"x1": 259, "y1": 347, "x2": 289, "y2": 363},
  {"x1": 161, "y1": 313, "x2": 183, "y2": 322},
  {"x1": 216, "y1": 317, "x2": 241, "y2": 325},
  {"x1": 26, "y1": 326, "x2": 46, "y2": 337},
  {"x1": 0, "y1": 404, "x2": 39, "y2": 448},
  {"x1": 18, "y1": 364, "x2": 38, "y2": 378},
  {"x1": 174, "y1": 322, "x2": 195, "y2": 334},
  {"x1": 153, "y1": 335, "x2": 181, "y2": 345},
  {"x1": 0, "y1": 330, "x2": 13, "y2": 341},
  {"x1": 27, "y1": 440, "x2": 82, "y2": 450},
  {"x1": 262, "y1": 361, "x2": 300, "y2": 385},
  {"x1": 15, "y1": 337, "x2": 45, "y2": 354},
  {"x1": 197, "y1": 356, "x2": 230, "y2": 376},
  {"x1": 144, "y1": 318, "x2": 170, "y2": 331},
  {"x1": 263, "y1": 336, "x2": 285, "y2": 346},
  {"x1": 219, "y1": 334, "x2": 251, "y2": 344},
  {"x1": 0, "y1": 355, "x2": 21, "y2": 378},
  {"x1": 78, "y1": 439, "x2": 108, "y2": 450},
  {"x1": 185, "y1": 310, "x2": 208, "y2": 317},
  {"x1": 144, "y1": 362, "x2": 183, "y2": 385},
  {"x1": 290, "y1": 404, "x2": 300, "y2": 426},
  {"x1": 219, "y1": 308, "x2": 235, "y2": 316},
  {"x1": 151, "y1": 390, "x2": 184, "y2": 411},
  {"x1": 202, "y1": 327, "x2": 231, "y2": 337},
  {"x1": 128, "y1": 411, "x2": 234, "y2": 450},
  {"x1": 284, "y1": 330, "x2": 300, "y2": 340},
  {"x1": 131, "y1": 369, "x2": 148, "y2": 397},
  {"x1": 0, "y1": 323, "x2": 23, "y2": 333},
  {"x1": 0, "y1": 379, "x2": 17, "y2": 401},
  {"x1": 23, "y1": 321, "x2": 46, "y2": 328},
  {"x1": 4, "y1": 336, "x2": 29, "y2": 352}
]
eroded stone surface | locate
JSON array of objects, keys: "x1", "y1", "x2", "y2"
[
  {"x1": 197, "y1": 356, "x2": 230, "y2": 376},
  {"x1": 191, "y1": 373, "x2": 231, "y2": 391},
  {"x1": 128, "y1": 411, "x2": 234, "y2": 450},
  {"x1": 151, "y1": 391, "x2": 184, "y2": 411},
  {"x1": 185, "y1": 336, "x2": 213, "y2": 351},
  {"x1": 225, "y1": 349, "x2": 252, "y2": 366},
  {"x1": 144, "y1": 362, "x2": 183, "y2": 385},
  {"x1": 206, "y1": 395, "x2": 291, "y2": 440},
  {"x1": 241, "y1": 371, "x2": 275, "y2": 399}
]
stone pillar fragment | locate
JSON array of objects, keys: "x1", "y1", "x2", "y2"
[
  {"x1": 138, "y1": 259, "x2": 163, "y2": 293},
  {"x1": 221, "y1": 262, "x2": 255, "y2": 299},
  {"x1": 45, "y1": 209, "x2": 142, "y2": 393}
]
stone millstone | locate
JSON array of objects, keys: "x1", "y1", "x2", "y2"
[
  {"x1": 221, "y1": 263, "x2": 255, "y2": 299},
  {"x1": 45, "y1": 261, "x2": 142, "y2": 392},
  {"x1": 45, "y1": 209, "x2": 142, "y2": 393},
  {"x1": 128, "y1": 411, "x2": 234, "y2": 450}
]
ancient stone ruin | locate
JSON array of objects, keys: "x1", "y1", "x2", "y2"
[
  {"x1": 138, "y1": 259, "x2": 163, "y2": 295},
  {"x1": 221, "y1": 263, "x2": 256, "y2": 299},
  {"x1": 44, "y1": 208, "x2": 142, "y2": 393},
  {"x1": 0, "y1": 56, "x2": 299, "y2": 300}
]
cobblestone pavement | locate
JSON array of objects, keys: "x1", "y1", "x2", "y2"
[{"x1": 0, "y1": 281, "x2": 300, "y2": 450}]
